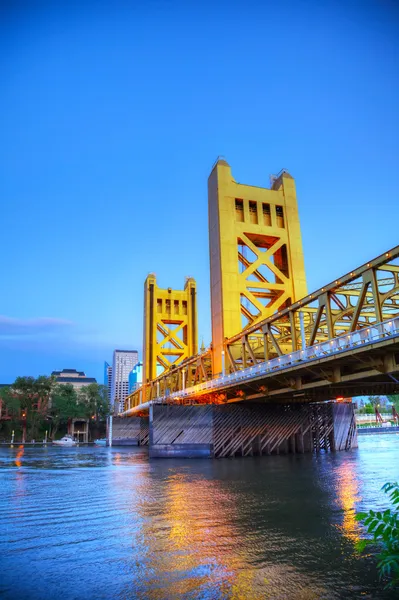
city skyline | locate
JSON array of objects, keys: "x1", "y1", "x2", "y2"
[{"x1": 1, "y1": 1, "x2": 398, "y2": 383}]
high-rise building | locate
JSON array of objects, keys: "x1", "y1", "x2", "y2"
[
  {"x1": 111, "y1": 350, "x2": 139, "y2": 412},
  {"x1": 104, "y1": 362, "x2": 112, "y2": 403}
]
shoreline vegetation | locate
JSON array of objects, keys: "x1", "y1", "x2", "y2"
[
  {"x1": 0, "y1": 376, "x2": 110, "y2": 442},
  {"x1": 356, "y1": 482, "x2": 399, "y2": 590}
]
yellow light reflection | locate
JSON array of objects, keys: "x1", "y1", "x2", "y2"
[
  {"x1": 335, "y1": 460, "x2": 361, "y2": 543},
  {"x1": 111, "y1": 462, "x2": 329, "y2": 599}
]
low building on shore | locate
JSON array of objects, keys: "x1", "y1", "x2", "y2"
[{"x1": 51, "y1": 369, "x2": 97, "y2": 390}]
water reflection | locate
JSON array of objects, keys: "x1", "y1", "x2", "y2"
[
  {"x1": 335, "y1": 459, "x2": 361, "y2": 544},
  {"x1": 0, "y1": 437, "x2": 398, "y2": 599},
  {"x1": 15, "y1": 444, "x2": 24, "y2": 468}
]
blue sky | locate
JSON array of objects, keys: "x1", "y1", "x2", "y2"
[{"x1": 1, "y1": 0, "x2": 398, "y2": 383}]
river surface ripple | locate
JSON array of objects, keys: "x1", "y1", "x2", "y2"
[{"x1": 0, "y1": 434, "x2": 398, "y2": 600}]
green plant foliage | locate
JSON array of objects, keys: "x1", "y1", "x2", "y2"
[
  {"x1": 358, "y1": 404, "x2": 375, "y2": 415},
  {"x1": 356, "y1": 482, "x2": 399, "y2": 588},
  {"x1": 387, "y1": 395, "x2": 399, "y2": 412},
  {"x1": 12, "y1": 376, "x2": 56, "y2": 439},
  {"x1": 77, "y1": 383, "x2": 110, "y2": 421},
  {"x1": 0, "y1": 386, "x2": 20, "y2": 417}
]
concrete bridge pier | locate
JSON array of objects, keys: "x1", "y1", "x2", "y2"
[
  {"x1": 110, "y1": 416, "x2": 149, "y2": 446},
  {"x1": 148, "y1": 401, "x2": 357, "y2": 459}
]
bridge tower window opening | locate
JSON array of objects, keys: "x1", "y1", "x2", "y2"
[
  {"x1": 262, "y1": 203, "x2": 271, "y2": 226},
  {"x1": 249, "y1": 201, "x2": 258, "y2": 224},
  {"x1": 235, "y1": 198, "x2": 244, "y2": 222},
  {"x1": 276, "y1": 205, "x2": 285, "y2": 228}
]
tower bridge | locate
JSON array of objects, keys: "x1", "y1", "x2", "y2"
[{"x1": 113, "y1": 159, "x2": 399, "y2": 458}]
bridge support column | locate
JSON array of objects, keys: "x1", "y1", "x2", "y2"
[
  {"x1": 148, "y1": 401, "x2": 357, "y2": 458},
  {"x1": 149, "y1": 404, "x2": 213, "y2": 458},
  {"x1": 111, "y1": 416, "x2": 149, "y2": 446},
  {"x1": 330, "y1": 402, "x2": 358, "y2": 451}
]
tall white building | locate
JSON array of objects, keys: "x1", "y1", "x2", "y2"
[
  {"x1": 111, "y1": 350, "x2": 139, "y2": 412},
  {"x1": 104, "y1": 362, "x2": 112, "y2": 403}
]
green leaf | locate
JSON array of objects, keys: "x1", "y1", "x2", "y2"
[
  {"x1": 368, "y1": 519, "x2": 379, "y2": 533},
  {"x1": 355, "y1": 539, "x2": 369, "y2": 553},
  {"x1": 374, "y1": 523, "x2": 386, "y2": 539},
  {"x1": 356, "y1": 512, "x2": 368, "y2": 521}
]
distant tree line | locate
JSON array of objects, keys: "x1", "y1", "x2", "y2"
[
  {"x1": 357, "y1": 395, "x2": 399, "y2": 415},
  {"x1": 0, "y1": 376, "x2": 110, "y2": 441}
]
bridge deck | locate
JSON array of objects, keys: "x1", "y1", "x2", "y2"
[{"x1": 122, "y1": 318, "x2": 399, "y2": 416}]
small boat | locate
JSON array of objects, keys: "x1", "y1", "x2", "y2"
[
  {"x1": 53, "y1": 435, "x2": 77, "y2": 447},
  {"x1": 94, "y1": 438, "x2": 107, "y2": 446}
]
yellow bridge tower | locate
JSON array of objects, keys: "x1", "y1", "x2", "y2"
[
  {"x1": 143, "y1": 274, "x2": 198, "y2": 383},
  {"x1": 208, "y1": 159, "x2": 307, "y2": 376}
]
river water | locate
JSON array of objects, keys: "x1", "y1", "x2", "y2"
[{"x1": 0, "y1": 435, "x2": 398, "y2": 600}]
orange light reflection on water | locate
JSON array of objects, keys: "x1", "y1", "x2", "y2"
[
  {"x1": 335, "y1": 460, "x2": 361, "y2": 544},
  {"x1": 15, "y1": 445, "x2": 24, "y2": 468}
]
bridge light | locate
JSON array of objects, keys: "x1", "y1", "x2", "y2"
[{"x1": 336, "y1": 396, "x2": 344, "y2": 402}]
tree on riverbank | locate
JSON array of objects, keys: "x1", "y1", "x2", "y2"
[
  {"x1": 387, "y1": 395, "x2": 399, "y2": 412},
  {"x1": 356, "y1": 482, "x2": 399, "y2": 589},
  {"x1": 0, "y1": 386, "x2": 20, "y2": 419},
  {"x1": 78, "y1": 383, "x2": 110, "y2": 422},
  {"x1": 0, "y1": 376, "x2": 55, "y2": 440},
  {"x1": 15, "y1": 376, "x2": 55, "y2": 439},
  {"x1": 49, "y1": 382, "x2": 110, "y2": 438},
  {"x1": 49, "y1": 384, "x2": 80, "y2": 439}
]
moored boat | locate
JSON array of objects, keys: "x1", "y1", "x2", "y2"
[
  {"x1": 94, "y1": 438, "x2": 106, "y2": 446},
  {"x1": 53, "y1": 435, "x2": 77, "y2": 447}
]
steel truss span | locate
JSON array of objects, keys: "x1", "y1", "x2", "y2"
[{"x1": 122, "y1": 246, "x2": 399, "y2": 416}]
